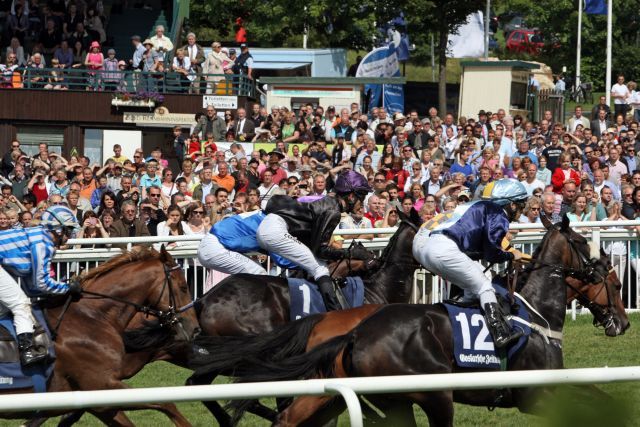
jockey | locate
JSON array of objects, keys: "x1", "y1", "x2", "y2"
[
  {"x1": 256, "y1": 170, "x2": 372, "y2": 311},
  {"x1": 0, "y1": 205, "x2": 81, "y2": 366},
  {"x1": 197, "y1": 210, "x2": 296, "y2": 275},
  {"x1": 412, "y1": 179, "x2": 530, "y2": 349}
]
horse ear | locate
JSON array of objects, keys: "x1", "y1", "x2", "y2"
[
  {"x1": 396, "y1": 208, "x2": 409, "y2": 224},
  {"x1": 561, "y1": 214, "x2": 570, "y2": 232},
  {"x1": 409, "y1": 207, "x2": 423, "y2": 226},
  {"x1": 540, "y1": 214, "x2": 553, "y2": 230}
]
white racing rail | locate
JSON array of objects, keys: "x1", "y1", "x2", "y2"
[
  {"x1": 54, "y1": 220, "x2": 640, "y2": 311},
  {"x1": 0, "y1": 367, "x2": 639, "y2": 426}
]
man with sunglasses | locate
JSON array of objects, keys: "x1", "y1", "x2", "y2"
[{"x1": 0, "y1": 205, "x2": 81, "y2": 366}]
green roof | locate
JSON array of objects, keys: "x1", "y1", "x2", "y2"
[
  {"x1": 259, "y1": 77, "x2": 406, "y2": 85},
  {"x1": 460, "y1": 60, "x2": 540, "y2": 70}
]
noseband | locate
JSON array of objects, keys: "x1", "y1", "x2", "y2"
[
  {"x1": 526, "y1": 228, "x2": 617, "y2": 328},
  {"x1": 81, "y1": 262, "x2": 189, "y2": 332}
]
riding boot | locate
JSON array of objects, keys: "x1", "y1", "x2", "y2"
[
  {"x1": 17, "y1": 333, "x2": 48, "y2": 367},
  {"x1": 317, "y1": 276, "x2": 343, "y2": 311},
  {"x1": 482, "y1": 303, "x2": 523, "y2": 349}
]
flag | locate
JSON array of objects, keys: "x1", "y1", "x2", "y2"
[
  {"x1": 584, "y1": 0, "x2": 607, "y2": 14},
  {"x1": 356, "y1": 45, "x2": 404, "y2": 114},
  {"x1": 447, "y1": 11, "x2": 485, "y2": 58}
]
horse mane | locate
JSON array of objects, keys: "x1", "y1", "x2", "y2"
[{"x1": 80, "y1": 247, "x2": 161, "y2": 283}]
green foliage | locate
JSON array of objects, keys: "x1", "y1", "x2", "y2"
[{"x1": 497, "y1": 0, "x2": 640, "y2": 91}]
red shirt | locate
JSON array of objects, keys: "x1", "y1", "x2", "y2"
[{"x1": 364, "y1": 212, "x2": 383, "y2": 225}]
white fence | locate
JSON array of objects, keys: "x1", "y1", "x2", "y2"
[
  {"x1": 0, "y1": 367, "x2": 639, "y2": 426},
  {"x1": 55, "y1": 220, "x2": 640, "y2": 310}
]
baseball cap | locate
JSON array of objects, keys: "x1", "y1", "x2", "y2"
[{"x1": 229, "y1": 48, "x2": 236, "y2": 55}]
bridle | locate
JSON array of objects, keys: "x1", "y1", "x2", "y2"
[
  {"x1": 80, "y1": 262, "x2": 192, "y2": 336},
  {"x1": 523, "y1": 226, "x2": 618, "y2": 329}
]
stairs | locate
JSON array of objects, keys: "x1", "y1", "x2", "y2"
[{"x1": 106, "y1": 7, "x2": 163, "y2": 61}]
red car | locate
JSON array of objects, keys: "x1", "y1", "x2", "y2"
[{"x1": 506, "y1": 29, "x2": 545, "y2": 54}]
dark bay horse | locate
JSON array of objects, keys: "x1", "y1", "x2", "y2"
[
  {"x1": 198, "y1": 216, "x2": 630, "y2": 426},
  {"x1": 2, "y1": 247, "x2": 199, "y2": 427}
]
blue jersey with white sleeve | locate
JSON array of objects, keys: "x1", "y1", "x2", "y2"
[
  {"x1": 0, "y1": 226, "x2": 69, "y2": 296},
  {"x1": 210, "y1": 211, "x2": 297, "y2": 269},
  {"x1": 426, "y1": 201, "x2": 514, "y2": 264}
]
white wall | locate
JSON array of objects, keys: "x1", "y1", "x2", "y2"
[{"x1": 102, "y1": 130, "x2": 142, "y2": 163}]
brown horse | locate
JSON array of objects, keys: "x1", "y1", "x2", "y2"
[
  {"x1": 2, "y1": 246, "x2": 199, "y2": 427},
  {"x1": 192, "y1": 217, "x2": 630, "y2": 426}
]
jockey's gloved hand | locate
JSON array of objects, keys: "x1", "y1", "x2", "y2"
[
  {"x1": 67, "y1": 277, "x2": 83, "y2": 296},
  {"x1": 509, "y1": 248, "x2": 532, "y2": 263}
]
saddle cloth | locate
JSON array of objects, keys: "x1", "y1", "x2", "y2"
[
  {"x1": 0, "y1": 307, "x2": 55, "y2": 392},
  {"x1": 288, "y1": 277, "x2": 365, "y2": 321},
  {"x1": 442, "y1": 284, "x2": 531, "y2": 370}
]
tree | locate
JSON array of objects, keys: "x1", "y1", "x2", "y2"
[{"x1": 405, "y1": 0, "x2": 484, "y2": 115}]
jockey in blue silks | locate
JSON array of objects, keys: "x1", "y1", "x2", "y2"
[
  {"x1": 197, "y1": 210, "x2": 297, "y2": 275},
  {"x1": 412, "y1": 179, "x2": 531, "y2": 349},
  {"x1": 256, "y1": 170, "x2": 372, "y2": 312},
  {"x1": 0, "y1": 205, "x2": 81, "y2": 366}
]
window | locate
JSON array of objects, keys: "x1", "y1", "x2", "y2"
[
  {"x1": 84, "y1": 129, "x2": 104, "y2": 165},
  {"x1": 16, "y1": 127, "x2": 63, "y2": 156}
]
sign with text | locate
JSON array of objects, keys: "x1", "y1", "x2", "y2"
[{"x1": 202, "y1": 95, "x2": 238, "y2": 109}]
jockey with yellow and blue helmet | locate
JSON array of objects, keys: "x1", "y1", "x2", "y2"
[
  {"x1": 0, "y1": 205, "x2": 81, "y2": 366},
  {"x1": 256, "y1": 170, "x2": 373, "y2": 311},
  {"x1": 412, "y1": 179, "x2": 531, "y2": 349}
]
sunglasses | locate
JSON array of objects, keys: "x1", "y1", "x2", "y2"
[
  {"x1": 624, "y1": 193, "x2": 633, "y2": 197},
  {"x1": 150, "y1": 194, "x2": 161, "y2": 197},
  {"x1": 374, "y1": 179, "x2": 385, "y2": 183},
  {"x1": 193, "y1": 210, "x2": 205, "y2": 214}
]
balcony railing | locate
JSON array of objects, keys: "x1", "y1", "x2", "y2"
[{"x1": 7, "y1": 67, "x2": 255, "y2": 97}]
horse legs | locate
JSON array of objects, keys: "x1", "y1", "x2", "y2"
[
  {"x1": 364, "y1": 397, "x2": 416, "y2": 427},
  {"x1": 186, "y1": 371, "x2": 232, "y2": 426},
  {"x1": 58, "y1": 411, "x2": 86, "y2": 426},
  {"x1": 274, "y1": 396, "x2": 344, "y2": 427},
  {"x1": 409, "y1": 391, "x2": 453, "y2": 427},
  {"x1": 89, "y1": 408, "x2": 136, "y2": 427}
]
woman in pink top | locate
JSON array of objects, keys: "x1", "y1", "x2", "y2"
[{"x1": 84, "y1": 41, "x2": 104, "y2": 91}]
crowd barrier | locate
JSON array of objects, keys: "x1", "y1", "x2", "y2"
[
  {"x1": 54, "y1": 221, "x2": 640, "y2": 312},
  {"x1": 0, "y1": 367, "x2": 639, "y2": 426}
]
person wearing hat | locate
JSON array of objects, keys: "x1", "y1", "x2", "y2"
[
  {"x1": 256, "y1": 170, "x2": 376, "y2": 311},
  {"x1": 139, "y1": 38, "x2": 161, "y2": 90},
  {"x1": 232, "y1": 43, "x2": 253, "y2": 80},
  {"x1": 0, "y1": 205, "x2": 81, "y2": 366},
  {"x1": 262, "y1": 151, "x2": 287, "y2": 185},
  {"x1": 84, "y1": 41, "x2": 104, "y2": 90},
  {"x1": 130, "y1": 35, "x2": 146, "y2": 71},
  {"x1": 102, "y1": 47, "x2": 119, "y2": 91},
  {"x1": 413, "y1": 179, "x2": 531, "y2": 349}
]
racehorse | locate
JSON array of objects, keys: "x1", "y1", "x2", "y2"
[
  {"x1": 195, "y1": 215, "x2": 630, "y2": 426},
  {"x1": 1, "y1": 247, "x2": 199, "y2": 427}
]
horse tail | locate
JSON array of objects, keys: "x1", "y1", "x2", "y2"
[
  {"x1": 123, "y1": 320, "x2": 174, "y2": 353},
  {"x1": 189, "y1": 313, "x2": 325, "y2": 375},
  {"x1": 226, "y1": 333, "x2": 352, "y2": 423}
]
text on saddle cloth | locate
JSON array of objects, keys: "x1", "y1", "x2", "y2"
[{"x1": 289, "y1": 277, "x2": 364, "y2": 321}]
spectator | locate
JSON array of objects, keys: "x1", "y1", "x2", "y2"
[
  {"x1": 6, "y1": 37, "x2": 28, "y2": 67},
  {"x1": 607, "y1": 147, "x2": 628, "y2": 187},
  {"x1": 130, "y1": 35, "x2": 145, "y2": 71},
  {"x1": 365, "y1": 194, "x2": 384, "y2": 223},
  {"x1": 338, "y1": 203, "x2": 373, "y2": 240},
  {"x1": 9, "y1": 164, "x2": 28, "y2": 198},
  {"x1": 89, "y1": 175, "x2": 109, "y2": 209},
  {"x1": 541, "y1": 192, "x2": 560, "y2": 223},
  {"x1": 519, "y1": 196, "x2": 542, "y2": 224},
  {"x1": 96, "y1": 190, "x2": 118, "y2": 216},
  {"x1": 84, "y1": 41, "x2": 104, "y2": 90},
  {"x1": 192, "y1": 167, "x2": 218, "y2": 203},
  {"x1": 559, "y1": 180, "x2": 578, "y2": 217},
  {"x1": 156, "y1": 204, "x2": 193, "y2": 248},
  {"x1": 257, "y1": 169, "x2": 281, "y2": 209},
  {"x1": 610, "y1": 74, "x2": 630, "y2": 118},
  {"x1": 140, "y1": 187, "x2": 167, "y2": 235},
  {"x1": 150, "y1": 25, "x2": 174, "y2": 60},
  {"x1": 193, "y1": 106, "x2": 226, "y2": 140},
  {"x1": 66, "y1": 191, "x2": 83, "y2": 222},
  {"x1": 552, "y1": 153, "x2": 581, "y2": 193},
  {"x1": 234, "y1": 107, "x2": 255, "y2": 142},
  {"x1": 567, "y1": 192, "x2": 596, "y2": 222},
  {"x1": 27, "y1": 170, "x2": 48, "y2": 204},
  {"x1": 75, "y1": 211, "x2": 110, "y2": 248},
  {"x1": 184, "y1": 201, "x2": 208, "y2": 234},
  {"x1": 212, "y1": 162, "x2": 235, "y2": 192},
  {"x1": 85, "y1": 8, "x2": 106, "y2": 44},
  {"x1": 172, "y1": 48, "x2": 193, "y2": 90},
  {"x1": 181, "y1": 33, "x2": 205, "y2": 94},
  {"x1": 522, "y1": 164, "x2": 545, "y2": 196},
  {"x1": 109, "y1": 199, "x2": 150, "y2": 245}
]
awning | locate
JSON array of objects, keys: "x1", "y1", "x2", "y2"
[{"x1": 253, "y1": 62, "x2": 310, "y2": 70}]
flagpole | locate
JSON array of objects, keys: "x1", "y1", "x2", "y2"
[
  {"x1": 484, "y1": 0, "x2": 490, "y2": 59},
  {"x1": 605, "y1": 0, "x2": 612, "y2": 107},
  {"x1": 576, "y1": 0, "x2": 582, "y2": 91}
]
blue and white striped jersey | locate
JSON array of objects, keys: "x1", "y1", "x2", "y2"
[{"x1": 0, "y1": 227, "x2": 69, "y2": 296}]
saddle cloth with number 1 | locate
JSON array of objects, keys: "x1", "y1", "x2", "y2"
[{"x1": 443, "y1": 284, "x2": 531, "y2": 370}]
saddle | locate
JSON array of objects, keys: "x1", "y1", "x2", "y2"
[{"x1": 0, "y1": 307, "x2": 56, "y2": 392}]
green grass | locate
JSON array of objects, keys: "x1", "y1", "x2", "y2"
[{"x1": 2, "y1": 314, "x2": 640, "y2": 426}]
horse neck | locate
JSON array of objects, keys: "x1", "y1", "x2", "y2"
[
  {"x1": 519, "y1": 240, "x2": 570, "y2": 332},
  {"x1": 81, "y1": 261, "x2": 163, "y2": 330},
  {"x1": 366, "y1": 226, "x2": 417, "y2": 304}
]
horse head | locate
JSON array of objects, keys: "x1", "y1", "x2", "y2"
[
  {"x1": 122, "y1": 245, "x2": 200, "y2": 353},
  {"x1": 539, "y1": 215, "x2": 629, "y2": 336}
]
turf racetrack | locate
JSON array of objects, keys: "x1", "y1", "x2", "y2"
[{"x1": 2, "y1": 313, "x2": 639, "y2": 426}]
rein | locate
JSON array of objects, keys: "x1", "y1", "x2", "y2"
[{"x1": 79, "y1": 263, "x2": 186, "y2": 327}]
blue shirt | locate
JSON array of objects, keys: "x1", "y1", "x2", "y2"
[
  {"x1": 0, "y1": 227, "x2": 69, "y2": 296},
  {"x1": 429, "y1": 201, "x2": 513, "y2": 263}
]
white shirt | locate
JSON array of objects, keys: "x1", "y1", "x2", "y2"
[
  {"x1": 258, "y1": 184, "x2": 280, "y2": 209},
  {"x1": 522, "y1": 179, "x2": 545, "y2": 196},
  {"x1": 611, "y1": 83, "x2": 630, "y2": 105}
]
